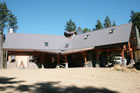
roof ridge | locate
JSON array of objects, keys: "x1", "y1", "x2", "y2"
[{"x1": 75, "y1": 22, "x2": 132, "y2": 36}]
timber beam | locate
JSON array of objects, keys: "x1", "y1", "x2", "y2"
[
  {"x1": 56, "y1": 54, "x2": 60, "y2": 68},
  {"x1": 82, "y1": 52, "x2": 88, "y2": 67},
  {"x1": 64, "y1": 55, "x2": 68, "y2": 68}
]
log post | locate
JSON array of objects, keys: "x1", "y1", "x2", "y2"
[
  {"x1": 96, "y1": 50, "x2": 100, "y2": 67},
  {"x1": 121, "y1": 45, "x2": 126, "y2": 66},
  {"x1": 82, "y1": 52, "x2": 88, "y2": 67},
  {"x1": 121, "y1": 49, "x2": 125, "y2": 59},
  {"x1": 5, "y1": 51, "x2": 8, "y2": 69},
  {"x1": 64, "y1": 55, "x2": 68, "y2": 68},
  {"x1": 0, "y1": 33, "x2": 3, "y2": 69},
  {"x1": 128, "y1": 42, "x2": 135, "y2": 66},
  {"x1": 41, "y1": 52, "x2": 44, "y2": 69},
  {"x1": 56, "y1": 54, "x2": 60, "y2": 68}
]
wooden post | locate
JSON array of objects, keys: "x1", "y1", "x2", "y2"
[
  {"x1": 56, "y1": 54, "x2": 60, "y2": 68},
  {"x1": 0, "y1": 33, "x2": 3, "y2": 69},
  {"x1": 5, "y1": 51, "x2": 8, "y2": 69},
  {"x1": 82, "y1": 52, "x2": 88, "y2": 67},
  {"x1": 131, "y1": 51, "x2": 133, "y2": 59},
  {"x1": 96, "y1": 51, "x2": 99, "y2": 61},
  {"x1": 96, "y1": 50, "x2": 100, "y2": 67},
  {"x1": 128, "y1": 41, "x2": 131, "y2": 51},
  {"x1": 64, "y1": 55, "x2": 68, "y2": 68},
  {"x1": 64, "y1": 55, "x2": 68, "y2": 63},
  {"x1": 84, "y1": 55, "x2": 87, "y2": 63},
  {"x1": 121, "y1": 45, "x2": 126, "y2": 66},
  {"x1": 42, "y1": 52, "x2": 44, "y2": 68},
  {"x1": 128, "y1": 42, "x2": 133, "y2": 60},
  {"x1": 121, "y1": 45, "x2": 127, "y2": 59},
  {"x1": 121, "y1": 49, "x2": 124, "y2": 59},
  {"x1": 128, "y1": 41, "x2": 135, "y2": 66}
]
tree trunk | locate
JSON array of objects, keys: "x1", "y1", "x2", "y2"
[{"x1": 0, "y1": 33, "x2": 3, "y2": 69}]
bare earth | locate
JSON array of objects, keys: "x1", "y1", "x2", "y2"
[{"x1": 0, "y1": 68, "x2": 140, "y2": 93}]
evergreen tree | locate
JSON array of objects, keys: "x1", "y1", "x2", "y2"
[
  {"x1": 104, "y1": 16, "x2": 111, "y2": 28},
  {"x1": 0, "y1": 2, "x2": 18, "y2": 68},
  {"x1": 0, "y1": 2, "x2": 9, "y2": 33},
  {"x1": 95, "y1": 20, "x2": 103, "y2": 30},
  {"x1": 129, "y1": 10, "x2": 140, "y2": 31},
  {"x1": 77, "y1": 27, "x2": 82, "y2": 34},
  {"x1": 8, "y1": 11, "x2": 18, "y2": 32},
  {"x1": 65, "y1": 19, "x2": 76, "y2": 32},
  {"x1": 112, "y1": 21, "x2": 116, "y2": 26},
  {"x1": 83, "y1": 28, "x2": 91, "y2": 33}
]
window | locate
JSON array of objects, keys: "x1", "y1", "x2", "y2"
[{"x1": 44, "y1": 42, "x2": 48, "y2": 46}]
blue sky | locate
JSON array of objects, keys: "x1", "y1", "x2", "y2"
[{"x1": 1, "y1": 0, "x2": 140, "y2": 35}]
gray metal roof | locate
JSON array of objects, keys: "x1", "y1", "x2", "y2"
[
  {"x1": 3, "y1": 33, "x2": 67, "y2": 51},
  {"x1": 3, "y1": 23, "x2": 132, "y2": 54},
  {"x1": 69, "y1": 23, "x2": 132, "y2": 49}
]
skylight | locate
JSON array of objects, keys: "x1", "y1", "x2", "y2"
[{"x1": 44, "y1": 42, "x2": 48, "y2": 46}]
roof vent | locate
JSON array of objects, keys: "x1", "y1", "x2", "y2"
[
  {"x1": 64, "y1": 44, "x2": 69, "y2": 48},
  {"x1": 84, "y1": 34, "x2": 90, "y2": 39},
  {"x1": 44, "y1": 42, "x2": 48, "y2": 46},
  {"x1": 109, "y1": 28, "x2": 115, "y2": 34}
]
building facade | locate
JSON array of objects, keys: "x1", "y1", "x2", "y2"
[{"x1": 3, "y1": 23, "x2": 140, "y2": 69}]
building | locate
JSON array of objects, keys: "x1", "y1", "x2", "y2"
[{"x1": 3, "y1": 23, "x2": 140, "y2": 69}]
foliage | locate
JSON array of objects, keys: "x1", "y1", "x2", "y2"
[
  {"x1": 77, "y1": 27, "x2": 82, "y2": 34},
  {"x1": 0, "y1": 2, "x2": 9, "y2": 33},
  {"x1": 0, "y1": 2, "x2": 18, "y2": 69},
  {"x1": 0, "y1": 2, "x2": 18, "y2": 33},
  {"x1": 112, "y1": 21, "x2": 116, "y2": 26},
  {"x1": 104, "y1": 16, "x2": 111, "y2": 28},
  {"x1": 93, "y1": 16, "x2": 116, "y2": 31},
  {"x1": 95, "y1": 20, "x2": 103, "y2": 30},
  {"x1": 8, "y1": 11, "x2": 18, "y2": 32},
  {"x1": 129, "y1": 10, "x2": 140, "y2": 30},
  {"x1": 65, "y1": 19, "x2": 76, "y2": 32},
  {"x1": 83, "y1": 28, "x2": 91, "y2": 33}
]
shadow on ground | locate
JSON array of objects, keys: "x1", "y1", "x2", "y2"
[
  {"x1": 0, "y1": 77, "x2": 119, "y2": 93},
  {"x1": 0, "y1": 77, "x2": 25, "y2": 91}
]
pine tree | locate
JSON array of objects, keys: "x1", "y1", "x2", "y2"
[
  {"x1": 83, "y1": 28, "x2": 91, "y2": 33},
  {"x1": 112, "y1": 21, "x2": 116, "y2": 26},
  {"x1": 0, "y1": 2, "x2": 9, "y2": 33},
  {"x1": 0, "y1": 2, "x2": 18, "y2": 68},
  {"x1": 65, "y1": 19, "x2": 76, "y2": 32},
  {"x1": 129, "y1": 10, "x2": 140, "y2": 31},
  {"x1": 77, "y1": 27, "x2": 82, "y2": 34},
  {"x1": 104, "y1": 16, "x2": 111, "y2": 28},
  {"x1": 95, "y1": 20, "x2": 103, "y2": 30},
  {"x1": 8, "y1": 11, "x2": 18, "y2": 32}
]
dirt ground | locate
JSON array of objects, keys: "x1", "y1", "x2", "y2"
[{"x1": 0, "y1": 68, "x2": 140, "y2": 93}]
